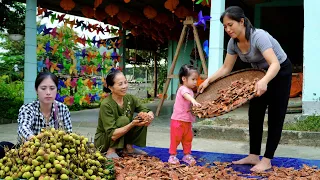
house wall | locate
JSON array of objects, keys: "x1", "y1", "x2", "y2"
[
  {"x1": 302, "y1": 0, "x2": 320, "y2": 115},
  {"x1": 167, "y1": 40, "x2": 195, "y2": 100}
]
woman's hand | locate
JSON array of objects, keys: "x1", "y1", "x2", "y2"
[
  {"x1": 255, "y1": 79, "x2": 268, "y2": 97},
  {"x1": 145, "y1": 111, "x2": 154, "y2": 126},
  {"x1": 197, "y1": 79, "x2": 209, "y2": 93},
  {"x1": 131, "y1": 119, "x2": 148, "y2": 127}
]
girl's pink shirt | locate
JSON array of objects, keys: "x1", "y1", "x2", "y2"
[{"x1": 171, "y1": 85, "x2": 196, "y2": 123}]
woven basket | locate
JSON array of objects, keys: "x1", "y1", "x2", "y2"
[{"x1": 194, "y1": 68, "x2": 266, "y2": 118}]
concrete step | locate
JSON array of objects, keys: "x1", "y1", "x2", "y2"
[{"x1": 193, "y1": 124, "x2": 320, "y2": 147}]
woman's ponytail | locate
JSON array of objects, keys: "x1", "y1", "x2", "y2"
[{"x1": 244, "y1": 17, "x2": 255, "y2": 41}]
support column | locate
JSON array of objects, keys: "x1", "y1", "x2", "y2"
[
  {"x1": 208, "y1": 0, "x2": 225, "y2": 74},
  {"x1": 153, "y1": 51, "x2": 158, "y2": 98},
  {"x1": 302, "y1": 0, "x2": 320, "y2": 115},
  {"x1": 24, "y1": 0, "x2": 37, "y2": 103},
  {"x1": 119, "y1": 29, "x2": 126, "y2": 75}
]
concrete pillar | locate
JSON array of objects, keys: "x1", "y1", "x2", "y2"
[
  {"x1": 24, "y1": 0, "x2": 37, "y2": 103},
  {"x1": 208, "y1": 0, "x2": 225, "y2": 74},
  {"x1": 302, "y1": 0, "x2": 320, "y2": 115}
]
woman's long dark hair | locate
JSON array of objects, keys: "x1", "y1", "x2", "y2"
[{"x1": 220, "y1": 6, "x2": 255, "y2": 42}]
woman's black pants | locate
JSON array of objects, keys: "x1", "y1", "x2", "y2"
[{"x1": 249, "y1": 59, "x2": 292, "y2": 159}]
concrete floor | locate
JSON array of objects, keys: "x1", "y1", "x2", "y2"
[{"x1": 1, "y1": 99, "x2": 320, "y2": 160}]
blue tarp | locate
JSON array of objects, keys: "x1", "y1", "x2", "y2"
[{"x1": 140, "y1": 146, "x2": 320, "y2": 178}]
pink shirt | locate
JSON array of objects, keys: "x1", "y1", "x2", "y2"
[{"x1": 171, "y1": 85, "x2": 196, "y2": 122}]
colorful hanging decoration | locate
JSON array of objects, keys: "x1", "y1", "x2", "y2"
[
  {"x1": 196, "y1": 0, "x2": 209, "y2": 5},
  {"x1": 37, "y1": 6, "x2": 47, "y2": 16},
  {"x1": 37, "y1": 10, "x2": 125, "y2": 106},
  {"x1": 117, "y1": 11, "x2": 130, "y2": 23},
  {"x1": 143, "y1": 6, "x2": 157, "y2": 19},
  {"x1": 194, "y1": 10, "x2": 211, "y2": 31},
  {"x1": 124, "y1": 0, "x2": 131, "y2": 3},
  {"x1": 105, "y1": 4, "x2": 119, "y2": 17},
  {"x1": 203, "y1": 40, "x2": 209, "y2": 58},
  {"x1": 60, "y1": 0, "x2": 75, "y2": 11}
]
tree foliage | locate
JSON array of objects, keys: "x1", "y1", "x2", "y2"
[{"x1": 0, "y1": 1, "x2": 25, "y2": 34}]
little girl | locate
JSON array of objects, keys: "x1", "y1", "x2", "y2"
[{"x1": 168, "y1": 64, "x2": 201, "y2": 165}]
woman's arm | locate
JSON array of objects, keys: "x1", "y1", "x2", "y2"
[
  {"x1": 208, "y1": 53, "x2": 238, "y2": 83},
  {"x1": 61, "y1": 104, "x2": 72, "y2": 133},
  {"x1": 17, "y1": 105, "x2": 35, "y2": 141},
  {"x1": 111, "y1": 121, "x2": 137, "y2": 141},
  {"x1": 132, "y1": 95, "x2": 154, "y2": 124},
  {"x1": 100, "y1": 103, "x2": 144, "y2": 141},
  {"x1": 198, "y1": 53, "x2": 238, "y2": 93},
  {"x1": 260, "y1": 48, "x2": 280, "y2": 83},
  {"x1": 255, "y1": 48, "x2": 280, "y2": 96}
]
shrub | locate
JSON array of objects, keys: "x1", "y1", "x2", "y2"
[{"x1": 0, "y1": 76, "x2": 24, "y2": 123}]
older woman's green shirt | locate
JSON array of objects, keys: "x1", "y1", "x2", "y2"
[{"x1": 94, "y1": 94, "x2": 150, "y2": 152}]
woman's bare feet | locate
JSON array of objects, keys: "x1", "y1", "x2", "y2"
[
  {"x1": 250, "y1": 157, "x2": 272, "y2": 172},
  {"x1": 125, "y1": 144, "x2": 147, "y2": 155},
  {"x1": 232, "y1": 154, "x2": 260, "y2": 165}
]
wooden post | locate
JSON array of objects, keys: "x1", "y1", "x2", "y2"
[
  {"x1": 153, "y1": 51, "x2": 158, "y2": 98},
  {"x1": 156, "y1": 16, "x2": 208, "y2": 116},
  {"x1": 155, "y1": 24, "x2": 187, "y2": 116},
  {"x1": 192, "y1": 24, "x2": 208, "y2": 76}
]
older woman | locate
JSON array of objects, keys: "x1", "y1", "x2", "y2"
[
  {"x1": 94, "y1": 70, "x2": 154, "y2": 158},
  {"x1": 0, "y1": 72, "x2": 72, "y2": 158}
]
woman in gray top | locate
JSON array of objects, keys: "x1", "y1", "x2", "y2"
[{"x1": 198, "y1": 6, "x2": 292, "y2": 172}]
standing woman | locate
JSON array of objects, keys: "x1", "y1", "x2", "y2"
[
  {"x1": 94, "y1": 70, "x2": 154, "y2": 158},
  {"x1": 0, "y1": 72, "x2": 72, "y2": 158},
  {"x1": 198, "y1": 6, "x2": 292, "y2": 172}
]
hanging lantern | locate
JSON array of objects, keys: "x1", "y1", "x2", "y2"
[
  {"x1": 117, "y1": 11, "x2": 130, "y2": 23},
  {"x1": 164, "y1": 0, "x2": 179, "y2": 13},
  {"x1": 81, "y1": 6, "x2": 94, "y2": 18},
  {"x1": 124, "y1": 0, "x2": 131, "y2": 3},
  {"x1": 94, "y1": 0, "x2": 103, "y2": 10},
  {"x1": 130, "y1": 14, "x2": 143, "y2": 26},
  {"x1": 155, "y1": 13, "x2": 169, "y2": 24},
  {"x1": 174, "y1": 6, "x2": 190, "y2": 19},
  {"x1": 143, "y1": 6, "x2": 157, "y2": 19},
  {"x1": 105, "y1": 4, "x2": 119, "y2": 17},
  {"x1": 60, "y1": 0, "x2": 75, "y2": 11},
  {"x1": 94, "y1": 10, "x2": 107, "y2": 21},
  {"x1": 107, "y1": 17, "x2": 119, "y2": 26}
]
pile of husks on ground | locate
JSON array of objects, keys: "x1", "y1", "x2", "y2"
[
  {"x1": 114, "y1": 155, "x2": 320, "y2": 179},
  {"x1": 192, "y1": 78, "x2": 259, "y2": 118},
  {"x1": 0, "y1": 128, "x2": 115, "y2": 180}
]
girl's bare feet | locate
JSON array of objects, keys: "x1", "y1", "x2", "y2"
[
  {"x1": 232, "y1": 154, "x2": 260, "y2": 165},
  {"x1": 250, "y1": 157, "x2": 272, "y2": 172}
]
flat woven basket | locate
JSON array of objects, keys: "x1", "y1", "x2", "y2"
[{"x1": 194, "y1": 68, "x2": 266, "y2": 118}]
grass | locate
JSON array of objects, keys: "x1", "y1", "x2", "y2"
[{"x1": 283, "y1": 115, "x2": 320, "y2": 132}]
